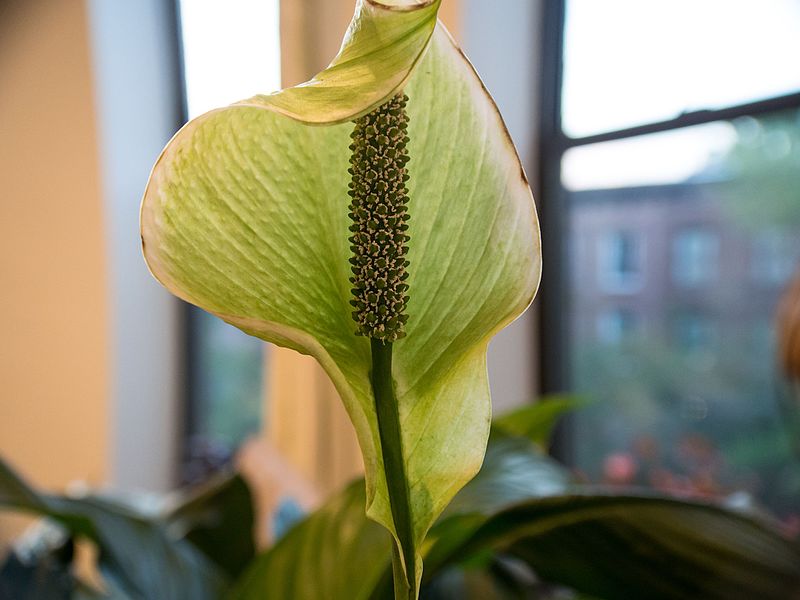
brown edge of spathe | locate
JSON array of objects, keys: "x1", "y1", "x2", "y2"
[
  {"x1": 435, "y1": 23, "x2": 542, "y2": 321},
  {"x1": 367, "y1": 0, "x2": 437, "y2": 12},
  {"x1": 444, "y1": 27, "x2": 531, "y2": 189}
]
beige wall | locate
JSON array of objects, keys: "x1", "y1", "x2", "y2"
[{"x1": 0, "y1": 0, "x2": 109, "y2": 519}]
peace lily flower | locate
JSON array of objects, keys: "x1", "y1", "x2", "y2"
[{"x1": 141, "y1": 0, "x2": 540, "y2": 597}]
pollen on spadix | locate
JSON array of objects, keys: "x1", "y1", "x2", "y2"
[{"x1": 347, "y1": 93, "x2": 411, "y2": 342}]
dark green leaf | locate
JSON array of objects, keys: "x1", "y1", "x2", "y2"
[
  {"x1": 166, "y1": 472, "x2": 255, "y2": 579},
  {"x1": 229, "y1": 481, "x2": 391, "y2": 600},
  {"x1": 454, "y1": 493, "x2": 800, "y2": 600},
  {"x1": 420, "y1": 435, "x2": 571, "y2": 588},
  {"x1": 442, "y1": 435, "x2": 571, "y2": 518},
  {"x1": 0, "y1": 542, "x2": 74, "y2": 600},
  {"x1": 421, "y1": 565, "x2": 521, "y2": 600},
  {"x1": 0, "y1": 457, "x2": 226, "y2": 600},
  {"x1": 0, "y1": 458, "x2": 48, "y2": 512}
]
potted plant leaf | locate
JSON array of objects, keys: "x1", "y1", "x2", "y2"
[{"x1": 3, "y1": 401, "x2": 799, "y2": 599}]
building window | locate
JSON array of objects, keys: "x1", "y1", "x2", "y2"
[
  {"x1": 672, "y1": 312, "x2": 716, "y2": 355},
  {"x1": 540, "y1": 0, "x2": 800, "y2": 520},
  {"x1": 597, "y1": 308, "x2": 637, "y2": 345},
  {"x1": 598, "y1": 231, "x2": 643, "y2": 293},
  {"x1": 671, "y1": 228, "x2": 719, "y2": 288},
  {"x1": 751, "y1": 229, "x2": 797, "y2": 286}
]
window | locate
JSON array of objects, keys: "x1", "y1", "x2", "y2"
[
  {"x1": 598, "y1": 232, "x2": 643, "y2": 293},
  {"x1": 561, "y1": 1, "x2": 800, "y2": 138},
  {"x1": 597, "y1": 308, "x2": 637, "y2": 345},
  {"x1": 672, "y1": 312, "x2": 716, "y2": 355},
  {"x1": 177, "y1": 0, "x2": 281, "y2": 483},
  {"x1": 540, "y1": 1, "x2": 800, "y2": 520},
  {"x1": 672, "y1": 228, "x2": 719, "y2": 288},
  {"x1": 751, "y1": 229, "x2": 798, "y2": 286},
  {"x1": 179, "y1": 0, "x2": 281, "y2": 118}
]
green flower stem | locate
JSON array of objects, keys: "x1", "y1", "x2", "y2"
[{"x1": 370, "y1": 338, "x2": 415, "y2": 599}]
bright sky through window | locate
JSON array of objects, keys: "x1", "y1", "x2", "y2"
[
  {"x1": 563, "y1": 0, "x2": 800, "y2": 138},
  {"x1": 561, "y1": 0, "x2": 800, "y2": 190},
  {"x1": 180, "y1": 0, "x2": 281, "y2": 119},
  {"x1": 562, "y1": 122, "x2": 738, "y2": 190}
]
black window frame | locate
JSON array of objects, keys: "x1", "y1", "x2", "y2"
[
  {"x1": 170, "y1": 0, "x2": 198, "y2": 484},
  {"x1": 536, "y1": 0, "x2": 800, "y2": 464}
]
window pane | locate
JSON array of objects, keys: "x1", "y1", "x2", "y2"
[
  {"x1": 178, "y1": 0, "x2": 280, "y2": 482},
  {"x1": 563, "y1": 122, "x2": 738, "y2": 191},
  {"x1": 185, "y1": 310, "x2": 265, "y2": 484},
  {"x1": 180, "y1": 0, "x2": 281, "y2": 118},
  {"x1": 597, "y1": 308, "x2": 638, "y2": 346},
  {"x1": 597, "y1": 231, "x2": 644, "y2": 293},
  {"x1": 562, "y1": 0, "x2": 800, "y2": 138},
  {"x1": 566, "y1": 109, "x2": 800, "y2": 519},
  {"x1": 671, "y1": 228, "x2": 719, "y2": 287}
]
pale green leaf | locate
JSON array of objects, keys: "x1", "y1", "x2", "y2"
[
  {"x1": 229, "y1": 481, "x2": 390, "y2": 600},
  {"x1": 492, "y1": 396, "x2": 583, "y2": 450},
  {"x1": 140, "y1": 1, "x2": 540, "y2": 589},
  {"x1": 242, "y1": 0, "x2": 441, "y2": 125}
]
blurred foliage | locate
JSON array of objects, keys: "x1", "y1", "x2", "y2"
[
  {"x1": 234, "y1": 410, "x2": 800, "y2": 600},
  {"x1": 722, "y1": 109, "x2": 800, "y2": 230},
  {"x1": 574, "y1": 334, "x2": 800, "y2": 519},
  {"x1": 3, "y1": 401, "x2": 800, "y2": 599},
  {"x1": 493, "y1": 396, "x2": 583, "y2": 450},
  {"x1": 0, "y1": 461, "x2": 250, "y2": 599},
  {"x1": 165, "y1": 472, "x2": 256, "y2": 580}
]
